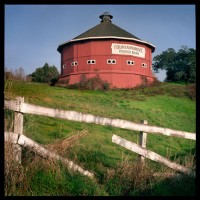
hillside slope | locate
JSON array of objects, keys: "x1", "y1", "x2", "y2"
[{"x1": 4, "y1": 80, "x2": 196, "y2": 196}]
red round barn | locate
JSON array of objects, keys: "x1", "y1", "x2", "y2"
[{"x1": 57, "y1": 12, "x2": 156, "y2": 88}]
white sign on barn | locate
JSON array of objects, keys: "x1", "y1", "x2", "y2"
[{"x1": 111, "y1": 43, "x2": 145, "y2": 58}]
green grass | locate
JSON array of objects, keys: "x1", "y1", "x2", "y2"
[
  {"x1": 5, "y1": 80, "x2": 196, "y2": 131},
  {"x1": 26, "y1": 163, "x2": 107, "y2": 196},
  {"x1": 4, "y1": 80, "x2": 196, "y2": 196}
]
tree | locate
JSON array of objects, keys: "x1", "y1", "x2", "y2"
[
  {"x1": 4, "y1": 67, "x2": 13, "y2": 80},
  {"x1": 4, "y1": 67, "x2": 26, "y2": 81},
  {"x1": 31, "y1": 63, "x2": 59, "y2": 84},
  {"x1": 13, "y1": 67, "x2": 26, "y2": 81},
  {"x1": 152, "y1": 46, "x2": 196, "y2": 83}
]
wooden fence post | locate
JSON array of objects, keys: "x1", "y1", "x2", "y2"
[
  {"x1": 139, "y1": 120, "x2": 147, "y2": 166},
  {"x1": 13, "y1": 96, "x2": 24, "y2": 163}
]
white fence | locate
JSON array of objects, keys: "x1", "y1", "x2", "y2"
[
  {"x1": 4, "y1": 97, "x2": 196, "y2": 177},
  {"x1": 4, "y1": 97, "x2": 196, "y2": 140}
]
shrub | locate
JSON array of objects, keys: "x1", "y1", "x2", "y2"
[
  {"x1": 50, "y1": 77, "x2": 58, "y2": 86},
  {"x1": 66, "y1": 74, "x2": 110, "y2": 91},
  {"x1": 141, "y1": 75, "x2": 149, "y2": 87},
  {"x1": 55, "y1": 78, "x2": 69, "y2": 87},
  {"x1": 31, "y1": 63, "x2": 59, "y2": 84}
]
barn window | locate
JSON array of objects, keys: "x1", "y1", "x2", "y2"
[
  {"x1": 127, "y1": 60, "x2": 134, "y2": 65},
  {"x1": 107, "y1": 59, "x2": 116, "y2": 64},
  {"x1": 142, "y1": 63, "x2": 147, "y2": 68},
  {"x1": 62, "y1": 64, "x2": 66, "y2": 68},
  {"x1": 87, "y1": 60, "x2": 96, "y2": 64},
  {"x1": 112, "y1": 59, "x2": 116, "y2": 64},
  {"x1": 71, "y1": 61, "x2": 78, "y2": 66}
]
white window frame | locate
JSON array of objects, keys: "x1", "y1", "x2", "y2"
[
  {"x1": 87, "y1": 60, "x2": 96, "y2": 64},
  {"x1": 107, "y1": 59, "x2": 116, "y2": 64},
  {"x1": 127, "y1": 60, "x2": 134, "y2": 65},
  {"x1": 71, "y1": 61, "x2": 78, "y2": 66},
  {"x1": 62, "y1": 64, "x2": 66, "y2": 68},
  {"x1": 142, "y1": 63, "x2": 147, "y2": 68}
]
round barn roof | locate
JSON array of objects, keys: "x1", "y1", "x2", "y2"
[{"x1": 57, "y1": 12, "x2": 155, "y2": 53}]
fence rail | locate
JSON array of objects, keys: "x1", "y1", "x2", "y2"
[
  {"x1": 5, "y1": 131, "x2": 94, "y2": 179},
  {"x1": 4, "y1": 99, "x2": 196, "y2": 140},
  {"x1": 112, "y1": 134, "x2": 195, "y2": 176}
]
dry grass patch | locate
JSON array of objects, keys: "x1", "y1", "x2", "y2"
[
  {"x1": 44, "y1": 130, "x2": 88, "y2": 156},
  {"x1": 43, "y1": 97, "x2": 53, "y2": 104},
  {"x1": 4, "y1": 141, "x2": 29, "y2": 196},
  {"x1": 105, "y1": 153, "x2": 196, "y2": 196}
]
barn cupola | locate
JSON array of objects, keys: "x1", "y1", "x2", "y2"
[{"x1": 99, "y1": 12, "x2": 113, "y2": 23}]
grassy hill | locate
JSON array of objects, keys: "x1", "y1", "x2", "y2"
[{"x1": 4, "y1": 80, "x2": 196, "y2": 196}]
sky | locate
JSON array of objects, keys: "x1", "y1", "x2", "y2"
[{"x1": 4, "y1": 4, "x2": 196, "y2": 81}]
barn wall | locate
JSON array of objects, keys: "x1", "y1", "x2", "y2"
[{"x1": 59, "y1": 39, "x2": 155, "y2": 88}]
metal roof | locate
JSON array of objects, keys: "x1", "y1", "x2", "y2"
[{"x1": 57, "y1": 12, "x2": 155, "y2": 53}]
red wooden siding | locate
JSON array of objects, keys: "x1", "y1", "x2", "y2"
[{"x1": 58, "y1": 39, "x2": 155, "y2": 88}]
